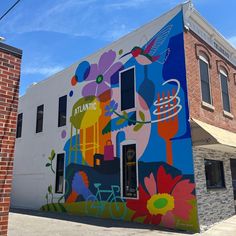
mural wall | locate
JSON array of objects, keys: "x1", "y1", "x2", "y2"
[{"x1": 41, "y1": 11, "x2": 199, "y2": 232}]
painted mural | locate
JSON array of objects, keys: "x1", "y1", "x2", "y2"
[{"x1": 41, "y1": 11, "x2": 199, "y2": 232}]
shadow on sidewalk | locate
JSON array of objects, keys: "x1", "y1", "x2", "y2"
[{"x1": 10, "y1": 208, "x2": 194, "y2": 235}]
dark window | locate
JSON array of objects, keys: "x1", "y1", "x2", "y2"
[
  {"x1": 55, "y1": 153, "x2": 65, "y2": 193},
  {"x1": 230, "y1": 159, "x2": 236, "y2": 200},
  {"x1": 16, "y1": 113, "x2": 23, "y2": 138},
  {"x1": 58, "y1": 95, "x2": 67, "y2": 127},
  {"x1": 122, "y1": 144, "x2": 137, "y2": 198},
  {"x1": 36, "y1": 105, "x2": 44, "y2": 133},
  {"x1": 120, "y1": 68, "x2": 135, "y2": 111},
  {"x1": 205, "y1": 159, "x2": 225, "y2": 189},
  {"x1": 220, "y1": 72, "x2": 230, "y2": 112},
  {"x1": 199, "y1": 58, "x2": 212, "y2": 104}
]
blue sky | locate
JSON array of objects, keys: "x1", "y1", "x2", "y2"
[{"x1": 0, "y1": 0, "x2": 236, "y2": 95}]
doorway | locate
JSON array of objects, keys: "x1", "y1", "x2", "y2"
[{"x1": 120, "y1": 141, "x2": 138, "y2": 199}]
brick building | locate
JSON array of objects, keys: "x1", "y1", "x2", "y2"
[
  {"x1": 183, "y1": 4, "x2": 236, "y2": 230},
  {"x1": 11, "y1": 1, "x2": 236, "y2": 233},
  {"x1": 0, "y1": 43, "x2": 22, "y2": 235}
]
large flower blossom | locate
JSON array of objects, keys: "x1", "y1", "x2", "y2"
[
  {"x1": 126, "y1": 166, "x2": 195, "y2": 228},
  {"x1": 81, "y1": 50, "x2": 123, "y2": 102}
]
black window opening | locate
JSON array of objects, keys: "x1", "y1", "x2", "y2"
[
  {"x1": 220, "y1": 72, "x2": 230, "y2": 113},
  {"x1": 36, "y1": 105, "x2": 44, "y2": 133},
  {"x1": 205, "y1": 159, "x2": 225, "y2": 189},
  {"x1": 122, "y1": 144, "x2": 137, "y2": 198},
  {"x1": 55, "y1": 153, "x2": 65, "y2": 194},
  {"x1": 230, "y1": 159, "x2": 236, "y2": 200},
  {"x1": 199, "y1": 58, "x2": 212, "y2": 104},
  {"x1": 58, "y1": 95, "x2": 67, "y2": 127},
  {"x1": 16, "y1": 113, "x2": 23, "y2": 138},
  {"x1": 120, "y1": 68, "x2": 135, "y2": 111}
]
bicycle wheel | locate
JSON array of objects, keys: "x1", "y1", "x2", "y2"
[
  {"x1": 109, "y1": 197, "x2": 127, "y2": 220},
  {"x1": 86, "y1": 195, "x2": 100, "y2": 217}
]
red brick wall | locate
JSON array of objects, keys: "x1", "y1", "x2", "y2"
[
  {"x1": 0, "y1": 47, "x2": 21, "y2": 236},
  {"x1": 184, "y1": 30, "x2": 236, "y2": 132}
]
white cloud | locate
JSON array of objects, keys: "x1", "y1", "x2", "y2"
[
  {"x1": 22, "y1": 65, "x2": 64, "y2": 76},
  {"x1": 105, "y1": 0, "x2": 152, "y2": 10},
  {"x1": 96, "y1": 22, "x2": 133, "y2": 41},
  {"x1": 105, "y1": 0, "x2": 181, "y2": 10},
  {"x1": 1, "y1": 0, "x2": 182, "y2": 40},
  {"x1": 228, "y1": 36, "x2": 236, "y2": 48}
]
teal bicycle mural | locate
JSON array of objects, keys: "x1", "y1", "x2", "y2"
[{"x1": 86, "y1": 183, "x2": 127, "y2": 220}]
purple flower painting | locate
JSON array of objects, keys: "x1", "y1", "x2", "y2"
[{"x1": 81, "y1": 50, "x2": 123, "y2": 102}]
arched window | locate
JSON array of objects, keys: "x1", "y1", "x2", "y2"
[
  {"x1": 219, "y1": 68, "x2": 230, "y2": 112},
  {"x1": 199, "y1": 53, "x2": 212, "y2": 104}
]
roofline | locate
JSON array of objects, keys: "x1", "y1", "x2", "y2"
[
  {"x1": 0, "y1": 42, "x2": 22, "y2": 58},
  {"x1": 182, "y1": 1, "x2": 236, "y2": 66}
]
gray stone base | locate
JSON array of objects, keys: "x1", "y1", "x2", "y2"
[{"x1": 193, "y1": 147, "x2": 236, "y2": 231}]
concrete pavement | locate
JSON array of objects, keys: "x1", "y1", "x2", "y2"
[{"x1": 8, "y1": 209, "x2": 236, "y2": 236}]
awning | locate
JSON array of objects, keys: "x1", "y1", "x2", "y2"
[{"x1": 190, "y1": 118, "x2": 236, "y2": 153}]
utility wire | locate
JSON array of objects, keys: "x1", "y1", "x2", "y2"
[{"x1": 0, "y1": 0, "x2": 21, "y2": 21}]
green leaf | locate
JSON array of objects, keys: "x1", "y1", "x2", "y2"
[
  {"x1": 48, "y1": 185, "x2": 52, "y2": 194},
  {"x1": 48, "y1": 156, "x2": 53, "y2": 161},
  {"x1": 122, "y1": 111, "x2": 128, "y2": 119},
  {"x1": 119, "y1": 49, "x2": 123, "y2": 55},
  {"x1": 139, "y1": 111, "x2": 145, "y2": 121},
  {"x1": 116, "y1": 118, "x2": 126, "y2": 125},
  {"x1": 45, "y1": 163, "x2": 51, "y2": 167},
  {"x1": 133, "y1": 123, "x2": 144, "y2": 132},
  {"x1": 51, "y1": 154, "x2": 55, "y2": 160},
  {"x1": 51, "y1": 149, "x2": 55, "y2": 159}
]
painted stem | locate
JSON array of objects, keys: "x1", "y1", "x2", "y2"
[
  {"x1": 113, "y1": 110, "x2": 151, "y2": 124},
  {"x1": 51, "y1": 193, "x2": 54, "y2": 204},
  {"x1": 50, "y1": 160, "x2": 55, "y2": 174}
]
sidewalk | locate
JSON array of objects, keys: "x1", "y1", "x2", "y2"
[{"x1": 8, "y1": 209, "x2": 236, "y2": 236}]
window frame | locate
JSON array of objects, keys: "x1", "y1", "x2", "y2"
[
  {"x1": 120, "y1": 140, "x2": 139, "y2": 199},
  {"x1": 58, "y1": 95, "x2": 67, "y2": 127},
  {"x1": 55, "y1": 153, "x2": 65, "y2": 194},
  {"x1": 36, "y1": 104, "x2": 44, "y2": 133},
  {"x1": 119, "y1": 66, "x2": 136, "y2": 112},
  {"x1": 198, "y1": 54, "x2": 213, "y2": 106},
  {"x1": 204, "y1": 159, "x2": 226, "y2": 190},
  {"x1": 219, "y1": 68, "x2": 231, "y2": 113},
  {"x1": 16, "y1": 113, "x2": 23, "y2": 138}
]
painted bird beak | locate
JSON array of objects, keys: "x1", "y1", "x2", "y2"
[{"x1": 119, "y1": 51, "x2": 131, "y2": 59}]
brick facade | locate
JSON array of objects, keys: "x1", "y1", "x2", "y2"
[
  {"x1": 184, "y1": 30, "x2": 236, "y2": 132},
  {"x1": 184, "y1": 29, "x2": 236, "y2": 231},
  {"x1": 0, "y1": 43, "x2": 22, "y2": 236}
]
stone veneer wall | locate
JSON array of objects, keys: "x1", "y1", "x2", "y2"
[{"x1": 193, "y1": 147, "x2": 235, "y2": 231}]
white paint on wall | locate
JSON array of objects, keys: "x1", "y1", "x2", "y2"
[{"x1": 11, "y1": 5, "x2": 182, "y2": 210}]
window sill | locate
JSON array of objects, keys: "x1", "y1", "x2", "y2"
[
  {"x1": 207, "y1": 188, "x2": 227, "y2": 192},
  {"x1": 223, "y1": 111, "x2": 234, "y2": 119},
  {"x1": 34, "y1": 131, "x2": 44, "y2": 138},
  {"x1": 201, "y1": 101, "x2": 215, "y2": 111},
  {"x1": 206, "y1": 185, "x2": 226, "y2": 190}
]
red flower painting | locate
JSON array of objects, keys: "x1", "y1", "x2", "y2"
[{"x1": 126, "y1": 166, "x2": 195, "y2": 228}]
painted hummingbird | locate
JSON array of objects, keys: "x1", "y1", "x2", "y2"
[
  {"x1": 120, "y1": 24, "x2": 172, "y2": 65},
  {"x1": 120, "y1": 24, "x2": 173, "y2": 110}
]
